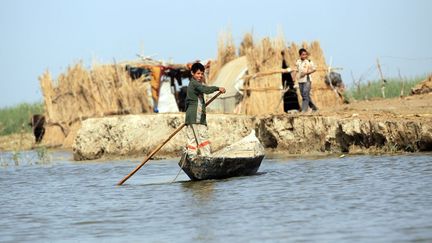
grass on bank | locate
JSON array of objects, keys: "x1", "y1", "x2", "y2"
[
  {"x1": 0, "y1": 102, "x2": 44, "y2": 136},
  {"x1": 345, "y1": 75, "x2": 425, "y2": 101}
]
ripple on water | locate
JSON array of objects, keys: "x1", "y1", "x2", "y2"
[{"x1": 0, "y1": 152, "x2": 431, "y2": 242}]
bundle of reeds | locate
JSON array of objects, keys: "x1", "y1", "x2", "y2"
[
  {"x1": 239, "y1": 32, "x2": 253, "y2": 56},
  {"x1": 39, "y1": 62, "x2": 151, "y2": 147},
  {"x1": 241, "y1": 36, "x2": 287, "y2": 115}
]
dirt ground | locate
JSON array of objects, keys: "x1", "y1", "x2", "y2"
[
  {"x1": 318, "y1": 93, "x2": 432, "y2": 122},
  {"x1": 1, "y1": 93, "x2": 431, "y2": 152}
]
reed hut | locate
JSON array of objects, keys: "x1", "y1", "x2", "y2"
[
  {"x1": 39, "y1": 62, "x2": 153, "y2": 147},
  {"x1": 208, "y1": 33, "x2": 343, "y2": 115}
]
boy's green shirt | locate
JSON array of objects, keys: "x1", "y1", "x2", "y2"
[{"x1": 185, "y1": 78, "x2": 219, "y2": 125}]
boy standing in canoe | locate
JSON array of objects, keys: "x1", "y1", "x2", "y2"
[{"x1": 185, "y1": 62, "x2": 226, "y2": 158}]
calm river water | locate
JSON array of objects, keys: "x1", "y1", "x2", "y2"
[{"x1": 0, "y1": 151, "x2": 431, "y2": 242}]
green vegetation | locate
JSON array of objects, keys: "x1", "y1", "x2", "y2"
[
  {"x1": 0, "y1": 102, "x2": 44, "y2": 136},
  {"x1": 346, "y1": 76, "x2": 424, "y2": 101},
  {"x1": 35, "y1": 146, "x2": 50, "y2": 164},
  {"x1": 0, "y1": 146, "x2": 52, "y2": 167}
]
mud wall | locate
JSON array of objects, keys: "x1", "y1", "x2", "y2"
[{"x1": 73, "y1": 113, "x2": 432, "y2": 160}]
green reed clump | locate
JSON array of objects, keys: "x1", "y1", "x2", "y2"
[
  {"x1": 12, "y1": 150, "x2": 21, "y2": 165},
  {"x1": 347, "y1": 75, "x2": 425, "y2": 101},
  {"x1": 0, "y1": 146, "x2": 51, "y2": 167},
  {"x1": 35, "y1": 146, "x2": 50, "y2": 164},
  {"x1": 0, "y1": 102, "x2": 44, "y2": 136}
]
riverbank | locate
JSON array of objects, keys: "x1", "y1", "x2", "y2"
[
  {"x1": 1, "y1": 93, "x2": 431, "y2": 160},
  {"x1": 73, "y1": 93, "x2": 432, "y2": 160}
]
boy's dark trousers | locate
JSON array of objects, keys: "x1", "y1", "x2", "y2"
[{"x1": 299, "y1": 81, "x2": 318, "y2": 112}]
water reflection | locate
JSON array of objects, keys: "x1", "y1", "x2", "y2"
[{"x1": 181, "y1": 180, "x2": 215, "y2": 202}]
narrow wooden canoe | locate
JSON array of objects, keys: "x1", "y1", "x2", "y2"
[{"x1": 178, "y1": 130, "x2": 265, "y2": 180}]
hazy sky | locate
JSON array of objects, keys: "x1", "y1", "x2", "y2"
[{"x1": 0, "y1": 0, "x2": 431, "y2": 107}]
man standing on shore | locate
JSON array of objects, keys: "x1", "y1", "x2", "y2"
[
  {"x1": 295, "y1": 48, "x2": 318, "y2": 112},
  {"x1": 185, "y1": 62, "x2": 226, "y2": 159}
]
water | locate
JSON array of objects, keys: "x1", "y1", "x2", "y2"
[{"x1": 1, "y1": 151, "x2": 431, "y2": 242}]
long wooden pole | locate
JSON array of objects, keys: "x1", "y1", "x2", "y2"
[
  {"x1": 117, "y1": 91, "x2": 223, "y2": 185},
  {"x1": 243, "y1": 67, "x2": 343, "y2": 80}
]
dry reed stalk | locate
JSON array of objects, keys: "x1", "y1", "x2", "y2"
[
  {"x1": 39, "y1": 71, "x2": 55, "y2": 121},
  {"x1": 239, "y1": 32, "x2": 253, "y2": 56},
  {"x1": 208, "y1": 30, "x2": 237, "y2": 82}
]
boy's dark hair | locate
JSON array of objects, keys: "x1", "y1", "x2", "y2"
[
  {"x1": 191, "y1": 62, "x2": 205, "y2": 73},
  {"x1": 299, "y1": 48, "x2": 308, "y2": 55}
]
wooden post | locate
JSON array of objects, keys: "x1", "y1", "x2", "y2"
[
  {"x1": 376, "y1": 58, "x2": 386, "y2": 98},
  {"x1": 398, "y1": 68, "x2": 405, "y2": 97}
]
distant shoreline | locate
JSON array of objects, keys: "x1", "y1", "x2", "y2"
[{"x1": 2, "y1": 93, "x2": 432, "y2": 160}]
